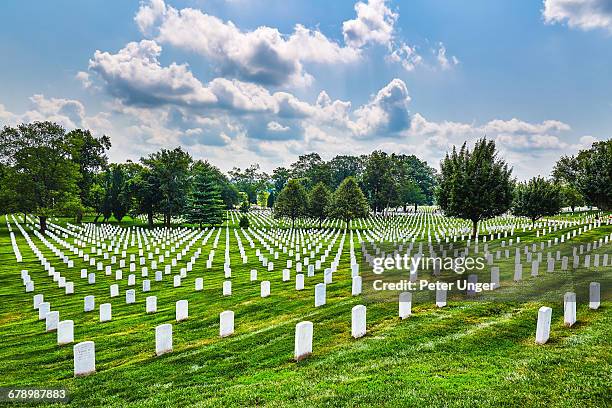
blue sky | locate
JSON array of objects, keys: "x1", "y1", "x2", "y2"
[{"x1": 1, "y1": 0, "x2": 611, "y2": 179}]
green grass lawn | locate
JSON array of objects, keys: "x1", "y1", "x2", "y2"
[{"x1": 0, "y1": 213, "x2": 610, "y2": 407}]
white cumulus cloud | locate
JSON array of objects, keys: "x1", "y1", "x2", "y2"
[
  {"x1": 134, "y1": 0, "x2": 359, "y2": 87},
  {"x1": 343, "y1": 0, "x2": 397, "y2": 48},
  {"x1": 543, "y1": 0, "x2": 612, "y2": 32}
]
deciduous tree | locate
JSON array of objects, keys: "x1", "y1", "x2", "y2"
[
  {"x1": 436, "y1": 138, "x2": 514, "y2": 238},
  {"x1": 0, "y1": 121, "x2": 80, "y2": 232},
  {"x1": 513, "y1": 177, "x2": 562, "y2": 225},
  {"x1": 273, "y1": 179, "x2": 308, "y2": 228}
]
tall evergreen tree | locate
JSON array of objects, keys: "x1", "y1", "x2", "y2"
[
  {"x1": 186, "y1": 170, "x2": 225, "y2": 227},
  {"x1": 331, "y1": 177, "x2": 369, "y2": 228},
  {"x1": 436, "y1": 138, "x2": 514, "y2": 238}
]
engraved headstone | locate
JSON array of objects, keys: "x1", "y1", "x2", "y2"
[{"x1": 73, "y1": 341, "x2": 95, "y2": 377}]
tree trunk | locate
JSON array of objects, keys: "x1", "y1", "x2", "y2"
[
  {"x1": 76, "y1": 211, "x2": 83, "y2": 224},
  {"x1": 471, "y1": 219, "x2": 478, "y2": 239},
  {"x1": 346, "y1": 219, "x2": 349, "y2": 229},
  {"x1": 23, "y1": 213, "x2": 27, "y2": 223},
  {"x1": 39, "y1": 216, "x2": 47, "y2": 233},
  {"x1": 414, "y1": 202, "x2": 418, "y2": 213},
  {"x1": 93, "y1": 214, "x2": 100, "y2": 223},
  {"x1": 147, "y1": 211, "x2": 154, "y2": 228}
]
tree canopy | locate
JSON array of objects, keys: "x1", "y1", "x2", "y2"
[
  {"x1": 331, "y1": 177, "x2": 369, "y2": 228},
  {"x1": 552, "y1": 140, "x2": 612, "y2": 210},
  {"x1": 309, "y1": 182, "x2": 332, "y2": 228},
  {"x1": 273, "y1": 179, "x2": 308, "y2": 228},
  {"x1": 512, "y1": 177, "x2": 563, "y2": 224},
  {"x1": 0, "y1": 121, "x2": 81, "y2": 231},
  {"x1": 436, "y1": 138, "x2": 514, "y2": 237}
]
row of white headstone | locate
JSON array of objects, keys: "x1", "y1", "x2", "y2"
[
  {"x1": 72, "y1": 309, "x2": 236, "y2": 376},
  {"x1": 535, "y1": 283, "x2": 601, "y2": 344},
  {"x1": 60, "y1": 277, "x2": 606, "y2": 377}
]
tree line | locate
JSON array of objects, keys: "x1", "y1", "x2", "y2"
[
  {"x1": 1, "y1": 121, "x2": 609, "y2": 233},
  {"x1": 0, "y1": 121, "x2": 434, "y2": 231},
  {"x1": 436, "y1": 138, "x2": 612, "y2": 237}
]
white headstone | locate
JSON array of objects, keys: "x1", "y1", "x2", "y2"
[
  {"x1": 110, "y1": 284, "x2": 119, "y2": 297},
  {"x1": 314, "y1": 283, "x2": 326, "y2": 307},
  {"x1": 176, "y1": 300, "x2": 188, "y2": 321},
  {"x1": 351, "y1": 305, "x2": 367, "y2": 338},
  {"x1": 155, "y1": 324, "x2": 172, "y2": 356},
  {"x1": 589, "y1": 282, "x2": 600, "y2": 310},
  {"x1": 100, "y1": 303, "x2": 112, "y2": 322},
  {"x1": 33, "y1": 294, "x2": 43, "y2": 309},
  {"x1": 295, "y1": 273, "x2": 305, "y2": 290},
  {"x1": 38, "y1": 302, "x2": 50, "y2": 320},
  {"x1": 57, "y1": 320, "x2": 74, "y2": 345},
  {"x1": 126, "y1": 289, "x2": 135, "y2": 304},
  {"x1": 563, "y1": 292, "x2": 576, "y2": 327},
  {"x1": 535, "y1": 306, "x2": 552, "y2": 344},
  {"x1": 46, "y1": 311, "x2": 59, "y2": 332},
  {"x1": 531, "y1": 261, "x2": 539, "y2": 277},
  {"x1": 84, "y1": 295, "x2": 95, "y2": 312},
  {"x1": 73, "y1": 341, "x2": 95, "y2": 376},
  {"x1": 514, "y1": 264, "x2": 522, "y2": 281},
  {"x1": 436, "y1": 286, "x2": 447, "y2": 308},
  {"x1": 143, "y1": 279, "x2": 151, "y2": 292},
  {"x1": 307, "y1": 264, "x2": 315, "y2": 277},
  {"x1": 294, "y1": 321, "x2": 313, "y2": 361},
  {"x1": 399, "y1": 292, "x2": 412, "y2": 319},
  {"x1": 219, "y1": 310, "x2": 234, "y2": 337},
  {"x1": 223, "y1": 280, "x2": 232, "y2": 296},
  {"x1": 352, "y1": 276, "x2": 362, "y2": 296},
  {"x1": 146, "y1": 296, "x2": 157, "y2": 313},
  {"x1": 324, "y1": 268, "x2": 332, "y2": 284},
  {"x1": 491, "y1": 266, "x2": 500, "y2": 289},
  {"x1": 261, "y1": 281, "x2": 270, "y2": 297},
  {"x1": 195, "y1": 277, "x2": 203, "y2": 291},
  {"x1": 250, "y1": 269, "x2": 257, "y2": 281}
]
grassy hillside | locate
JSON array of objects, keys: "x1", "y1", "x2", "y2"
[{"x1": 0, "y1": 214, "x2": 610, "y2": 407}]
